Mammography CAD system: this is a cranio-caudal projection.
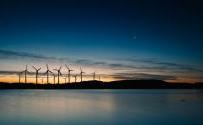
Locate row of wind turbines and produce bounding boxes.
[18,64,100,84]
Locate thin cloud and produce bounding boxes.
[0,70,43,76]
[0,49,202,82]
[74,59,107,66]
[0,49,106,66]
[111,72,176,81]
[0,49,51,60]
[0,71,19,75]
[113,57,203,73]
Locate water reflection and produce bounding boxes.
[0,89,203,125]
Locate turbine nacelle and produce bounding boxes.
[54,66,62,84]
[32,66,41,71]
[65,64,74,72]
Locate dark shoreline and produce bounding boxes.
[1,80,203,89]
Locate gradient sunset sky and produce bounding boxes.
[0,0,203,83]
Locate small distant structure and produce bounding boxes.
[54,66,62,84]
[65,64,74,83]
[41,77,44,84]
[45,64,53,84]
[92,72,96,81]
[21,65,29,84]
[32,66,41,84]
[18,73,21,84]
[18,71,23,84]
[80,67,85,82]
[52,74,56,84]
[99,75,101,81]
[74,75,77,83]
[63,75,67,84]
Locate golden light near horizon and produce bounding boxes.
[0,74,115,84]
[0,72,201,84]
[0,64,116,83]
[0,52,202,84]
[0,59,118,83]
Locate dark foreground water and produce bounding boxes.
[0,89,203,125]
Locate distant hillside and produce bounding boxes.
[0,80,203,89]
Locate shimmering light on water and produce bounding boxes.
[0,89,203,125]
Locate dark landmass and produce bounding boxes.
[0,80,203,89]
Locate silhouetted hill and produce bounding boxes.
[0,80,203,89]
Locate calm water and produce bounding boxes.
[0,89,203,125]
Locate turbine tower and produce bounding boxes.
[18,71,23,84]
[80,67,85,82]
[45,64,53,84]
[54,66,62,84]
[41,77,44,84]
[99,75,101,81]
[92,72,96,80]
[63,75,67,84]
[51,73,56,84]
[65,64,74,83]
[22,65,29,84]
[74,75,77,83]
[53,74,56,84]
[32,66,41,84]
[18,72,21,84]
[49,71,56,84]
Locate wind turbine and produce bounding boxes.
[65,64,74,83]
[45,64,53,84]
[32,66,41,84]
[51,73,56,84]
[63,75,67,84]
[54,66,62,84]
[80,67,85,82]
[41,77,44,84]
[92,71,96,81]
[18,71,23,84]
[99,75,101,81]
[49,71,56,84]
[22,65,29,84]
[18,72,21,84]
[74,75,77,83]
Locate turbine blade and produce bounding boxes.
[32,66,37,70]
[46,64,49,70]
[65,64,69,70]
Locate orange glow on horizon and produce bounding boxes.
[0,74,201,84]
[0,75,115,83]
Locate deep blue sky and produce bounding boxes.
[0,0,203,82]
